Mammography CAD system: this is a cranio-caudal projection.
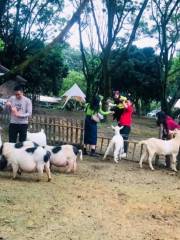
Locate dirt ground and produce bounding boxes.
[1,113,180,240]
[0,157,180,240]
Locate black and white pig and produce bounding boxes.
[0,141,52,181]
[45,144,82,173]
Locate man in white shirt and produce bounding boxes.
[6,85,32,142]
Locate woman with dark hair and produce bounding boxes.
[118,100,134,158]
[156,111,168,139]
[83,95,112,156]
[156,111,180,168]
[156,111,180,139]
[111,91,127,121]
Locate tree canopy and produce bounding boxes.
[0,0,179,113]
[110,46,161,103]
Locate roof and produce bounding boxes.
[39,95,61,103]
[0,64,27,98]
[0,64,27,83]
[61,83,86,101]
[0,80,18,98]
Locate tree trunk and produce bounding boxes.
[50,0,89,46]
[101,56,111,99]
[134,98,141,116]
[52,76,58,96]
[0,0,8,24]
[126,0,149,51]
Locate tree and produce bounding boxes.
[60,70,86,95]
[0,0,89,84]
[0,0,65,67]
[110,46,161,113]
[167,55,180,111]
[78,7,101,101]
[23,44,68,96]
[62,46,83,71]
[0,38,4,51]
[90,0,149,99]
[150,0,180,112]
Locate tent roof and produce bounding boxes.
[39,95,61,103]
[174,99,180,109]
[61,83,86,102]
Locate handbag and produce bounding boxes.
[91,113,104,123]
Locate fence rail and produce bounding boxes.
[0,113,84,147]
[96,136,141,161]
[0,112,141,161]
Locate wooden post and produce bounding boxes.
[177,149,180,170]
[80,120,84,147]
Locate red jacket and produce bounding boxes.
[166,116,180,131]
[118,105,133,127]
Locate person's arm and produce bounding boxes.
[5,98,13,111]
[99,107,112,116]
[122,101,128,109]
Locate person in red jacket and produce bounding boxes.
[156,111,180,139]
[118,100,134,157]
[166,116,180,131]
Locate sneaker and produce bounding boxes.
[90,149,99,157]
[83,148,88,155]
[121,153,127,158]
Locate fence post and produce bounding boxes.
[177,149,180,170]
[80,120,84,147]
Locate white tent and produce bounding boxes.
[174,99,180,109]
[61,83,86,108]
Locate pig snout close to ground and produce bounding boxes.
[45,144,83,173]
[0,141,52,181]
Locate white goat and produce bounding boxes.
[45,144,82,173]
[27,129,47,146]
[103,126,124,163]
[139,129,180,171]
[0,141,52,181]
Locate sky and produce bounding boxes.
[67,25,159,50]
[63,0,158,50]
[64,1,180,54]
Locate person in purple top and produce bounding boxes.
[5,85,32,142]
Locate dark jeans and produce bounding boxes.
[9,123,28,143]
[120,125,131,153]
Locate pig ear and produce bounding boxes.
[111,125,115,130]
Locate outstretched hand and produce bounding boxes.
[110,111,115,115]
[6,101,12,108]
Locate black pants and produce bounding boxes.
[120,125,131,153]
[9,123,28,143]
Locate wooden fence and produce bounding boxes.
[0,112,141,161]
[96,136,141,161]
[0,113,84,147]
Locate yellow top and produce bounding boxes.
[116,96,127,109]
